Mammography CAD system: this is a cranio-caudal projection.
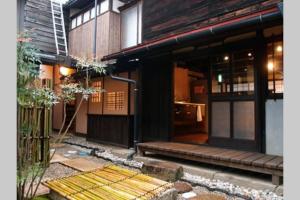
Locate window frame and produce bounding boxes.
[71,18,77,29]
[83,10,90,23]
[265,36,284,100]
[91,81,102,103]
[210,48,255,97]
[121,0,142,49]
[76,14,82,26]
[106,91,125,111]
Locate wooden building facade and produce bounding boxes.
[64,0,283,156]
[102,0,284,155]
[63,0,139,147]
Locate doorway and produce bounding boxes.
[172,59,209,144]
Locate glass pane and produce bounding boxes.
[267,41,283,94]
[71,18,76,29]
[97,5,100,15]
[91,7,95,18]
[138,1,142,44]
[100,0,109,13]
[233,101,255,140]
[211,55,231,94]
[211,102,230,138]
[83,11,90,23]
[76,15,82,26]
[232,50,254,95]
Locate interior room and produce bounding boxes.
[172,58,209,144]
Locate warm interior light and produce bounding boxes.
[60,66,69,76]
[248,52,252,57]
[276,45,283,52]
[224,56,229,61]
[267,62,274,71]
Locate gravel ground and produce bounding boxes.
[177,187,244,200]
[42,163,78,183]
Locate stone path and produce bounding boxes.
[61,157,104,172]
[50,153,69,163]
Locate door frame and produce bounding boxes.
[207,32,266,152]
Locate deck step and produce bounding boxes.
[138,142,283,185]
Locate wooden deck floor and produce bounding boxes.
[138,142,283,185]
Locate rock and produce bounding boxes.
[182,191,197,199]
[153,188,178,200]
[141,160,183,182]
[193,186,209,195]
[174,181,193,193]
[189,193,226,200]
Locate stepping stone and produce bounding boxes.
[61,158,104,172]
[174,181,193,193]
[50,153,69,163]
[50,143,66,148]
[141,160,183,182]
[189,193,226,200]
[182,191,197,199]
[34,184,50,196]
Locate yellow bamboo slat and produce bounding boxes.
[44,165,173,200]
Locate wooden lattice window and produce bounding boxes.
[91,81,101,103]
[107,91,125,110]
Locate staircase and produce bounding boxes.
[50,0,68,56]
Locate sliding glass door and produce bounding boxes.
[209,48,258,151]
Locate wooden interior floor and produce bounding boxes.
[173,133,208,144]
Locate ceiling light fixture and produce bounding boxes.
[276,45,283,52]
[267,62,274,71]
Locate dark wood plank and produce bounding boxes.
[87,115,133,148]
[252,155,277,167]
[138,143,283,177]
[142,0,281,42]
[234,153,265,165]
[217,150,247,161]
[230,152,256,163]
[138,142,283,181]
[264,157,283,169]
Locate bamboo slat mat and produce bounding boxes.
[44,165,173,200]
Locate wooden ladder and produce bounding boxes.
[50,0,68,56]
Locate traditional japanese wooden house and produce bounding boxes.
[64,0,284,157]
[101,0,284,158]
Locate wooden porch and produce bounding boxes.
[138,142,283,185]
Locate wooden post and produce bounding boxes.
[272,175,282,185]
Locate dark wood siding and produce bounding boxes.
[24,0,69,55]
[142,0,282,42]
[24,0,56,54]
[87,115,133,148]
[140,58,173,142]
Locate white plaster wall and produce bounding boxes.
[266,99,283,156]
